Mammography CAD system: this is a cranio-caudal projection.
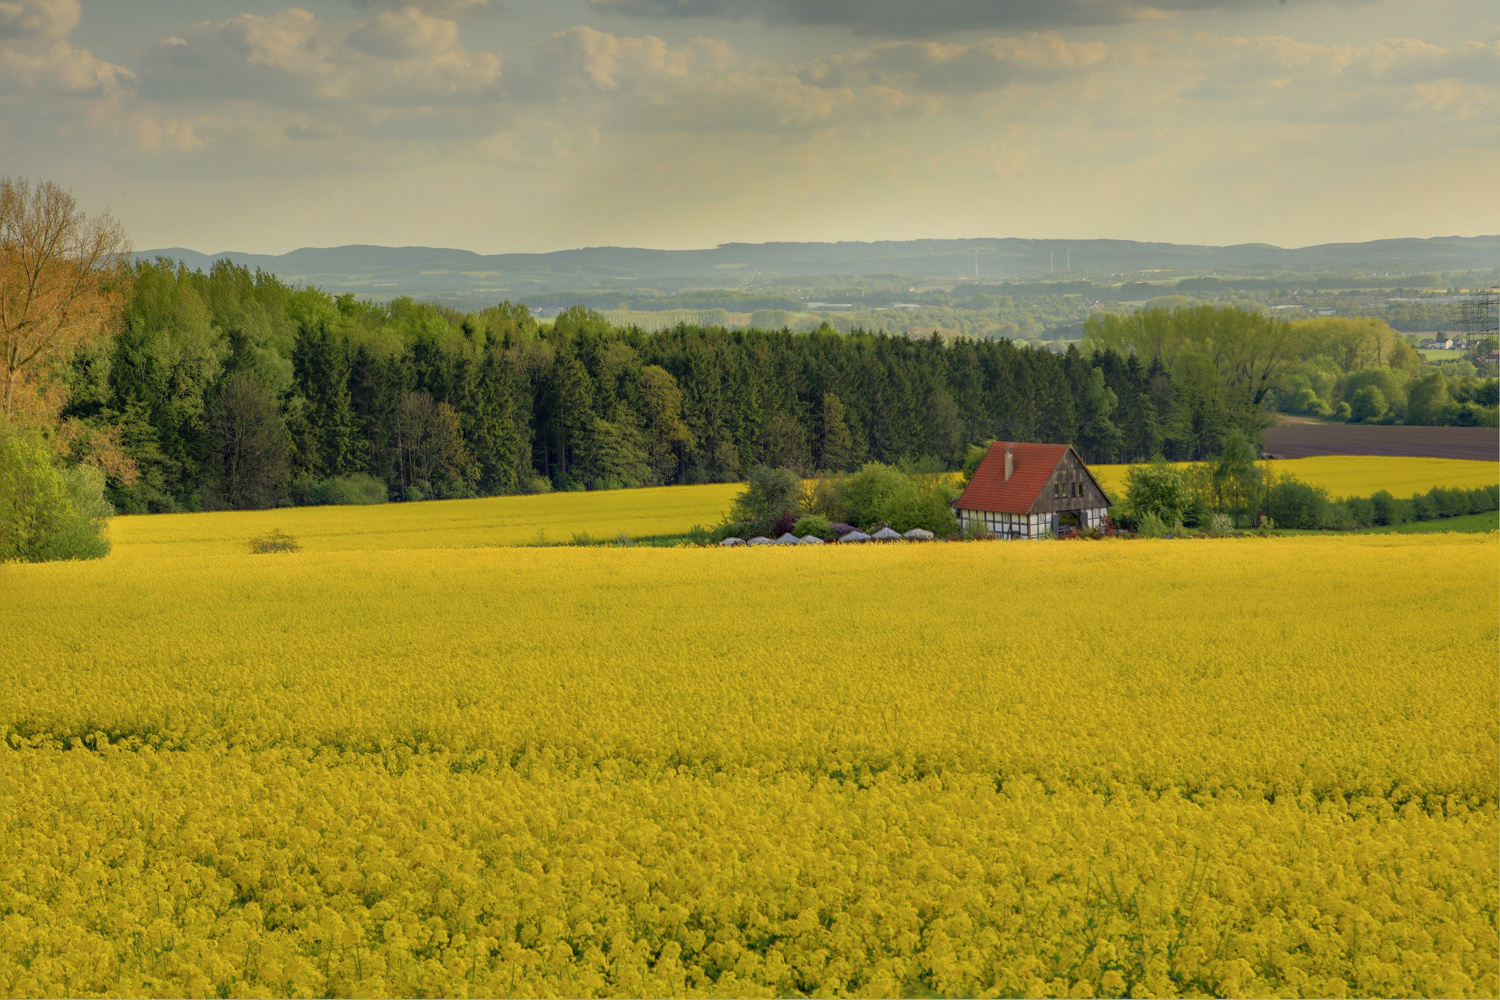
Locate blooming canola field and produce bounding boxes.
[2,507,1497,997]
[106,482,744,561]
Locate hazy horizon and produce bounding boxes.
[139,233,1500,260]
[6,0,1497,255]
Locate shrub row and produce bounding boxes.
[1263,479,1498,531]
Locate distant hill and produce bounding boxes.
[137,236,1500,304]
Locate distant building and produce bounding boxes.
[954,442,1112,539]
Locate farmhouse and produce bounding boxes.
[954,441,1112,539]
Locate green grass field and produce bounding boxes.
[1366,510,1500,534]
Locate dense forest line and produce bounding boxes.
[53,259,1291,514]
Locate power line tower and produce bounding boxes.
[1458,288,1499,340]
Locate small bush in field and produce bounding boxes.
[248,529,301,553]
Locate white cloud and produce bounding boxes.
[0,0,126,94]
[138,6,501,109]
[349,7,461,59]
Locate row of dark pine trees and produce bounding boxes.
[65,261,1254,512]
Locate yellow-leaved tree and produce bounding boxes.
[0,176,131,425]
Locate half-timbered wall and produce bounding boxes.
[958,506,1108,538]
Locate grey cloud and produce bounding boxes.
[0,0,78,41]
[348,7,460,58]
[586,0,1347,34]
[138,8,501,109]
[816,35,1109,93]
[285,122,341,141]
[348,0,496,16]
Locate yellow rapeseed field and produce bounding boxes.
[1091,456,1497,501]
[2,523,1496,998]
[106,482,742,561]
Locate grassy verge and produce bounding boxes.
[1364,510,1499,534]
[1274,510,1499,536]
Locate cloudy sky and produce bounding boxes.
[3,0,1495,253]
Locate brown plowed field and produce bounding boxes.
[1262,418,1499,460]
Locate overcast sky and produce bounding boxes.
[2,0,1495,254]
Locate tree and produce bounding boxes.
[396,391,474,498]
[1209,428,1264,523]
[835,461,910,530]
[540,345,595,485]
[761,410,808,470]
[207,373,290,508]
[961,440,997,481]
[1123,460,1190,524]
[1075,367,1122,462]
[1115,352,1162,460]
[1369,489,1400,526]
[728,465,800,536]
[1342,367,1405,422]
[1,178,131,424]
[585,415,651,490]
[1349,385,1388,423]
[874,476,960,535]
[0,423,110,561]
[110,261,226,493]
[819,392,854,472]
[639,364,694,484]
[1169,352,1231,459]
[1405,372,1456,426]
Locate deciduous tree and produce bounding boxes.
[1,178,131,424]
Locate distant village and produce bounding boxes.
[1418,336,1488,351]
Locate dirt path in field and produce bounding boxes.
[1263,417,1499,460]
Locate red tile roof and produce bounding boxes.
[956,441,1098,514]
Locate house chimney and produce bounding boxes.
[1004,448,1014,482]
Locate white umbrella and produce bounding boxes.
[839,530,871,543]
[903,528,935,541]
[871,526,903,541]
[719,537,745,546]
[799,534,825,544]
[747,536,774,545]
[776,532,800,544]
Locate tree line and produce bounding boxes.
[1087,308,1498,428]
[42,258,1302,515]
[5,177,1329,560]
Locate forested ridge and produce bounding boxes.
[54,259,1268,514]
